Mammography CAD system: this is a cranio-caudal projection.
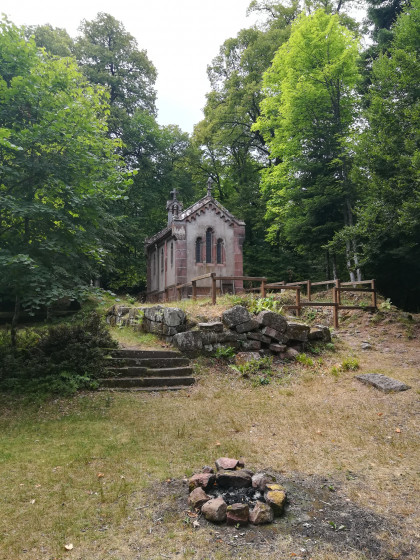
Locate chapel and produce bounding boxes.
[145,180,245,301]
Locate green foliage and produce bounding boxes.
[247,295,282,314]
[348,0,420,310]
[0,18,128,324]
[295,353,314,367]
[213,346,236,360]
[230,356,273,385]
[341,357,360,371]
[0,312,117,396]
[75,12,157,133]
[255,9,361,280]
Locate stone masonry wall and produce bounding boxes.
[106,304,331,358]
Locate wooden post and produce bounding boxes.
[211,273,216,305]
[261,278,266,298]
[192,281,197,301]
[335,278,341,306]
[296,287,301,317]
[307,280,311,301]
[371,279,377,308]
[333,287,339,329]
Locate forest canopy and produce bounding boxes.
[0,0,419,311]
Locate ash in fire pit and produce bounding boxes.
[188,457,286,526]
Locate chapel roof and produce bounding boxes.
[144,186,245,249]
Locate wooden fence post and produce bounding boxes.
[211,273,216,305]
[335,278,341,305]
[261,278,266,298]
[296,287,301,317]
[371,279,377,309]
[307,280,311,301]
[333,287,339,329]
[192,281,197,301]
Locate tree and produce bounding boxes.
[349,0,420,309]
[25,24,74,57]
[254,9,361,280]
[0,19,127,343]
[75,12,157,137]
[104,114,199,290]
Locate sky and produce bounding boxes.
[1,0,261,133]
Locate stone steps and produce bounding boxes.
[100,349,195,392]
[105,366,194,378]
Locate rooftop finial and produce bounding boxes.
[207,177,213,197]
[170,187,178,200]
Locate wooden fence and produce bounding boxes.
[146,275,377,328]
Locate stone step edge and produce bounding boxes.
[98,386,190,393]
[102,367,194,378]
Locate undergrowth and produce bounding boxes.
[0,312,117,396]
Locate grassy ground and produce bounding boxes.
[0,300,419,560]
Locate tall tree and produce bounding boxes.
[25,24,74,57]
[75,12,157,136]
[255,9,361,280]
[0,19,127,342]
[348,0,420,309]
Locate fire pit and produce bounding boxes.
[188,457,287,526]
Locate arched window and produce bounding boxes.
[195,237,202,263]
[217,238,223,264]
[206,228,213,263]
[170,242,174,267]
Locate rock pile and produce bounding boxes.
[187,457,287,526]
[174,305,331,357]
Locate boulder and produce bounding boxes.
[242,340,261,351]
[215,457,239,471]
[143,306,164,322]
[265,484,287,516]
[226,503,249,526]
[189,472,216,492]
[222,306,252,329]
[249,501,274,525]
[188,487,210,509]
[163,307,186,327]
[202,466,214,474]
[236,319,259,333]
[261,326,287,342]
[217,331,247,344]
[247,332,271,344]
[256,310,288,334]
[198,322,224,333]
[285,347,299,359]
[173,331,203,353]
[216,469,252,489]
[269,343,287,353]
[201,497,227,522]
[286,322,310,342]
[308,325,331,342]
[252,472,276,491]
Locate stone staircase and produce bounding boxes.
[99,349,195,392]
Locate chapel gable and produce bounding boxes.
[145,180,245,300]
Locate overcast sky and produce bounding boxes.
[1,0,261,133]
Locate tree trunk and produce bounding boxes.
[11,296,20,347]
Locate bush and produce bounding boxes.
[0,312,117,396]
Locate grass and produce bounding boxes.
[0,296,418,559]
[0,345,418,559]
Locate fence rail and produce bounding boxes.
[146,276,377,328]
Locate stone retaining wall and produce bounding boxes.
[106,304,331,358]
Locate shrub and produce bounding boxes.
[0,312,117,396]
